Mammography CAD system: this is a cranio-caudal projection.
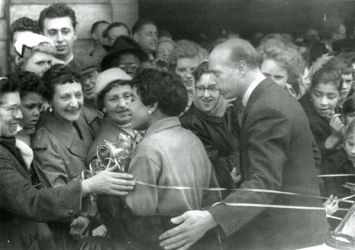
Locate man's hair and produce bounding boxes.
[90,20,109,35]
[132,69,187,116]
[42,64,81,101]
[132,18,157,35]
[9,71,45,99]
[0,77,19,105]
[223,38,261,69]
[38,3,77,32]
[103,22,130,38]
[10,17,40,41]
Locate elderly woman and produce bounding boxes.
[258,39,306,98]
[180,62,240,195]
[87,68,136,164]
[168,40,207,110]
[98,69,221,250]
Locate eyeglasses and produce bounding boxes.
[0,105,21,116]
[118,63,139,71]
[195,85,219,94]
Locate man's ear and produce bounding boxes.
[236,60,248,76]
[73,28,78,41]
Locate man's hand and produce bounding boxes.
[81,166,135,196]
[159,210,217,250]
[70,216,90,240]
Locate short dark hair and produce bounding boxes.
[96,80,132,111]
[310,65,342,92]
[193,61,212,82]
[90,20,109,34]
[10,17,40,41]
[38,3,77,32]
[9,71,45,98]
[343,96,355,115]
[42,64,81,101]
[0,77,19,105]
[132,69,187,116]
[132,18,157,35]
[103,22,130,38]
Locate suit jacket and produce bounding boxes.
[0,137,82,249]
[208,78,328,250]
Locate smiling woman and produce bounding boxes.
[32,64,93,250]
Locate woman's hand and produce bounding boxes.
[329,114,344,136]
[81,166,135,196]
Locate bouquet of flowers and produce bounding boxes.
[89,133,141,175]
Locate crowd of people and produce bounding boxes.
[2,2,355,250]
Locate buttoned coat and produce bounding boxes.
[208,79,328,250]
[0,137,82,249]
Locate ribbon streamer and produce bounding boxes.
[135,181,354,204]
[211,202,349,212]
[318,174,355,177]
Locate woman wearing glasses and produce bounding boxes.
[180,62,241,196]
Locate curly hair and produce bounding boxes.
[38,3,77,31]
[42,64,81,101]
[310,65,342,92]
[168,40,206,71]
[9,71,45,98]
[324,56,353,76]
[132,69,188,116]
[259,44,305,83]
[10,17,39,41]
[0,77,19,105]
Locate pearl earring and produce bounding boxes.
[148,110,152,115]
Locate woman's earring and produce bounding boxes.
[103,107,106,113]
[147,110,152,115]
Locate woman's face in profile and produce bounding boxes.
[194,73,220,113]
[129,87,151,130]
[52,82,83,122]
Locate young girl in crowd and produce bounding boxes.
[180,61,240,195]
[299,65,344,195]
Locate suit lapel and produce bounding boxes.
[241,78,275,128]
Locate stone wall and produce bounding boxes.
[0,0,138,74]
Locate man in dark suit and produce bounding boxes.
[159,38,328,250]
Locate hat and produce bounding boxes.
[79,56,99,75]
[95,68,132,95]
[101,36,148,71]
[14,31,54,58]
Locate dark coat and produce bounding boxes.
[0,137,82,249]
[299,93,333,158]
[180,104,240,193]
[208,79,328,250]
